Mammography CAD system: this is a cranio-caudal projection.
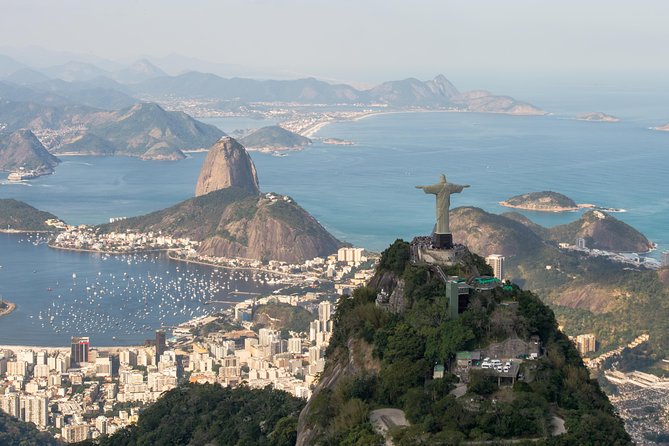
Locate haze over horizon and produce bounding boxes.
[1,0,669,89]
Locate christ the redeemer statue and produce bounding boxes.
[416,174,469,248]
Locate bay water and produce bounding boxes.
[1,96,668,345]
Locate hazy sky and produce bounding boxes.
[1,0,668,83]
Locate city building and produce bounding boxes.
[485,254,505,281]
[0,393,20,418]
[21,394,48,428]
[318,301,331,325]
[662,251,669,267]
[575,333,597,355]
[288,338,302,354]
[155,331,166,365]
[70,337,90,368]
[62,423,90,442]
[337,247,364,264]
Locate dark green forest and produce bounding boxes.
[74,384,304,446]
[306,240,631,445]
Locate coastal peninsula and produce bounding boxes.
[0,199,65,232]
[0,129,60,179]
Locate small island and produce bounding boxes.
[239,125,311,152]
[322,137,354,145]
[500,191,590,212]
[0,299,16,317]
[576,112,621,122]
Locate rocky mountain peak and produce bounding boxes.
[195,137,259,197]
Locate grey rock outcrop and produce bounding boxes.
[195,137,259,197]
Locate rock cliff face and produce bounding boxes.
[102,187,342,264]
[196,195,341,263]
[449,206,545,258]
[195,137,259,196]
[0,129,60,173]
[451,206,652,257]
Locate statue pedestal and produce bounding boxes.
[433,233,453,249]
[416,245,465,266]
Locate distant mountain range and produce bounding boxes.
[0,52,545,113]
[0,52,550,171]
[128,72,544,113]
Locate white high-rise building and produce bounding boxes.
[96,416,108,435]
[17,350,35,365]
[309,320,321,342]
[1,392,20,418]
[485,254,505,281]
[662,251,669,267]
[337,247,364,264]
[7,360,27,377]
[35,351,47,366]
[308,346,321,364]
[34,364,50,378]
[21,394,48,428]
[318,301,332,326]
[288,338,302,354]
[259,328,276,347]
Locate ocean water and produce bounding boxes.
[1,104,668,345]
[3,112,666,253]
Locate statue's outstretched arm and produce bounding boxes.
[416,185,441,194]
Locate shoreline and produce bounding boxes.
[47,243,174,255]
[0,229,56,234]
[0,301,16,317]
[167,252,298,278]
[296,107,542,139]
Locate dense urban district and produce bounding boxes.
[0,244,376,443]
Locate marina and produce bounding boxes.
[0,233,284,346]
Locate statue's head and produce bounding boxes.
[439,174,447,183]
